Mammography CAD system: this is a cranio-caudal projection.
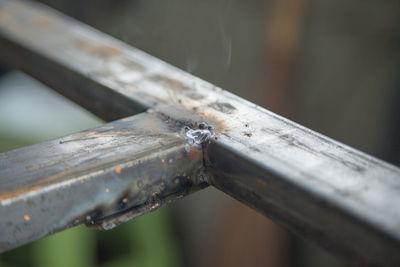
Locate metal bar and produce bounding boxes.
[0,112,206,252]
[0,0,400,265]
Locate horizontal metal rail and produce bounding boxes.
[0,0,399,265]
[0,113,206,251]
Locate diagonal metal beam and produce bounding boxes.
[0,112,206,252]
[0,0,400,265]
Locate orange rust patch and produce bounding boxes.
[115,167,122,174]
[164,77,186,90]
[105,188,109,193]
[187,147,203,158]
[76,39,121,57]
[256,179,268,190]
[0,185,43,202]
[196,111,229,134]
[32,16,51,27]
[161,159,165,164]
[24,215,31,222]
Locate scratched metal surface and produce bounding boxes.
[0,112,206,252]
[0,0,400,265]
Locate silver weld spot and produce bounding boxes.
[184,122,215,149]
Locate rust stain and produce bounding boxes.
[151,75,189,91]
[76,39,121,57]
[196,111,229,135]
[162,175,167,180]
[256,179,268,190]
[32,16,51,27]
[163,78,187,90]
[0,185,43,202]
[24,215,31,222]
[105,188,109,193]
[1,159,127,203]
[161,159,165,164]
[187,147,203,158]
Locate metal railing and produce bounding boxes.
[0,0,399,265]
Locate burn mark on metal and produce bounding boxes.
[88,169,204,231]
[243,132,252,137]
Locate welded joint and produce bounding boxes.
[183,122,215,149]
[86,111,216,231]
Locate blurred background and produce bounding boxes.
[0,0,399,266]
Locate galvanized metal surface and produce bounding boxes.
[0,112,207,251]
[0,0,400,265]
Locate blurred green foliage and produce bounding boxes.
[0,209,182,267]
